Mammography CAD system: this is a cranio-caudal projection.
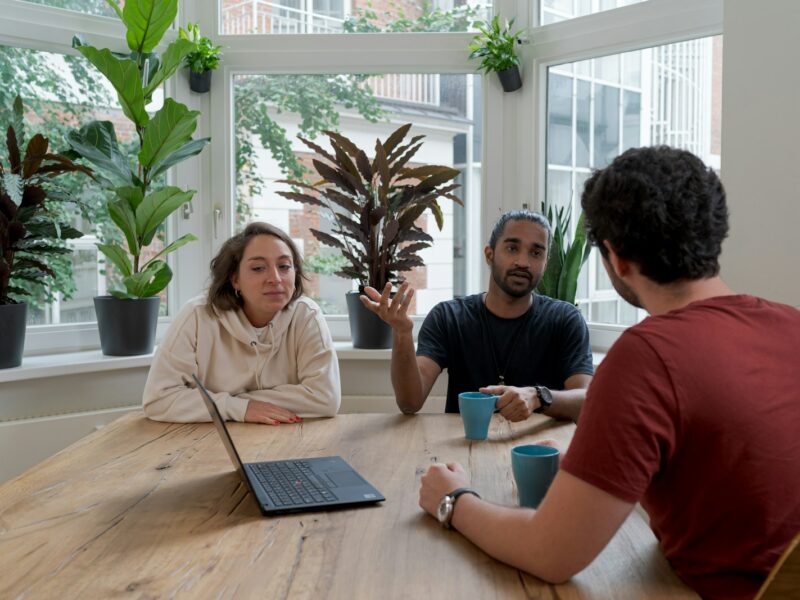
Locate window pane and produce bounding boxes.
[1,43,172,327]
[220,0,491,34]
[233,73,482,316]
[544,36,723,325]
[547,74,573,167]
[540,0,647,24]
[17,0,117,18]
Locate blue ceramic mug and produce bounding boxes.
[458,392,498,440]
[511,444,560,508]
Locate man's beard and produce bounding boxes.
[604,259,644,309]
[490,261,540,298]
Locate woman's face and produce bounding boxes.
[230,234,296,327]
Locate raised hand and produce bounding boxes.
[359,281,415,334]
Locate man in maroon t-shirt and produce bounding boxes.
[415,146,800,599]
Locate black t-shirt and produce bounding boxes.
[416,293,594,412]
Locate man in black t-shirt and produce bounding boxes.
[360,210,593,422]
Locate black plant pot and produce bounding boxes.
[497,65,523,93]
[189,70,212,93]
[0,302,27,369]
[345,290,393,349]
[94,296,160,356]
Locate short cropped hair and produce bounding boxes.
[488,210,552,250]
[581,146,729,284]
[207,222,307,311]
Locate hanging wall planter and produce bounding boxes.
[497,65,523,93]
[189,70,212,93]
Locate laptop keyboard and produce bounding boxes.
[252,461,338,507]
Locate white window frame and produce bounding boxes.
[2,0,724,356]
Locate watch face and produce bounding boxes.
[437,496,452,524]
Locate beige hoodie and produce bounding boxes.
[142,295,341,422]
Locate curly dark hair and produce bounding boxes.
[581,146,729,284]
[207,222,307,312]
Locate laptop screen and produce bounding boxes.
[192,374,249,482]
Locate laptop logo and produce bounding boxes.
[364,493,377,499]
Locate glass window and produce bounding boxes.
[17,0,118,18]
[544,36,723,325]
[540,0,647,24]
[232,72,481,316]
[220,0,490,35]
[1,43,170,326]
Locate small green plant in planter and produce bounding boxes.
[468,15,525,92]
[0,95,92,368]
[275,123,462,348]
[536,200,592,306]
[179,22,223,94]
[67,0,210,356]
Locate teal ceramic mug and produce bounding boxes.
[511,444,560,508]
[458,392,498,440]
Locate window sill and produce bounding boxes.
[0,342,395,384]
[1,344,605,384]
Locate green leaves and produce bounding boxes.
[139,98,209,181]
[537,202,591,305]
[468,15,524,74]
[135,186,195,246]
[73,43,148,128]
[67,121,134,187]
[121,0,178,55]
[144,38,196,97]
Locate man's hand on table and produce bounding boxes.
[419,462,471,517]
[480,385,540,422]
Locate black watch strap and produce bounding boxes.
[449,487,481,502]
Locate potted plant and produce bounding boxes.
[66,0,210,356]
[536,200,592,305]
[179,22,223,94]
[468,15,525,93]
[0,96,92,368]
[276,123,462,348]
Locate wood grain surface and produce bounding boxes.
[0,412,697,599]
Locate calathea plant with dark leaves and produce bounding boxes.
[276,123,462,290]
[0,96,92,306]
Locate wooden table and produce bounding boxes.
[0,413,697,599]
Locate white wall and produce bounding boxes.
[719,0,800,307]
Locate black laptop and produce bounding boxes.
[193,374,385,515]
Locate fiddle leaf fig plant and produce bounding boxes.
[66,0,209,299]
[276,124,462,290]
[1,95,92,305]
[537,200,592,305]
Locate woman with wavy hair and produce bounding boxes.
[143,222,340,424]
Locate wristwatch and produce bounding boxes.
[436,487,481,529]
[533,385,553,414]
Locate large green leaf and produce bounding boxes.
[75,45,148,128]
[97,242,133,277]
[122,0,178,54]
[124,259,172,297]
[144,38,196,98]
[139,99,200,171]
[141,233,197,269]
[115,185,145,211]
[149,138,210,180]
[135,186,195,246]
[66,121,133,186]
[108,197,139,256]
